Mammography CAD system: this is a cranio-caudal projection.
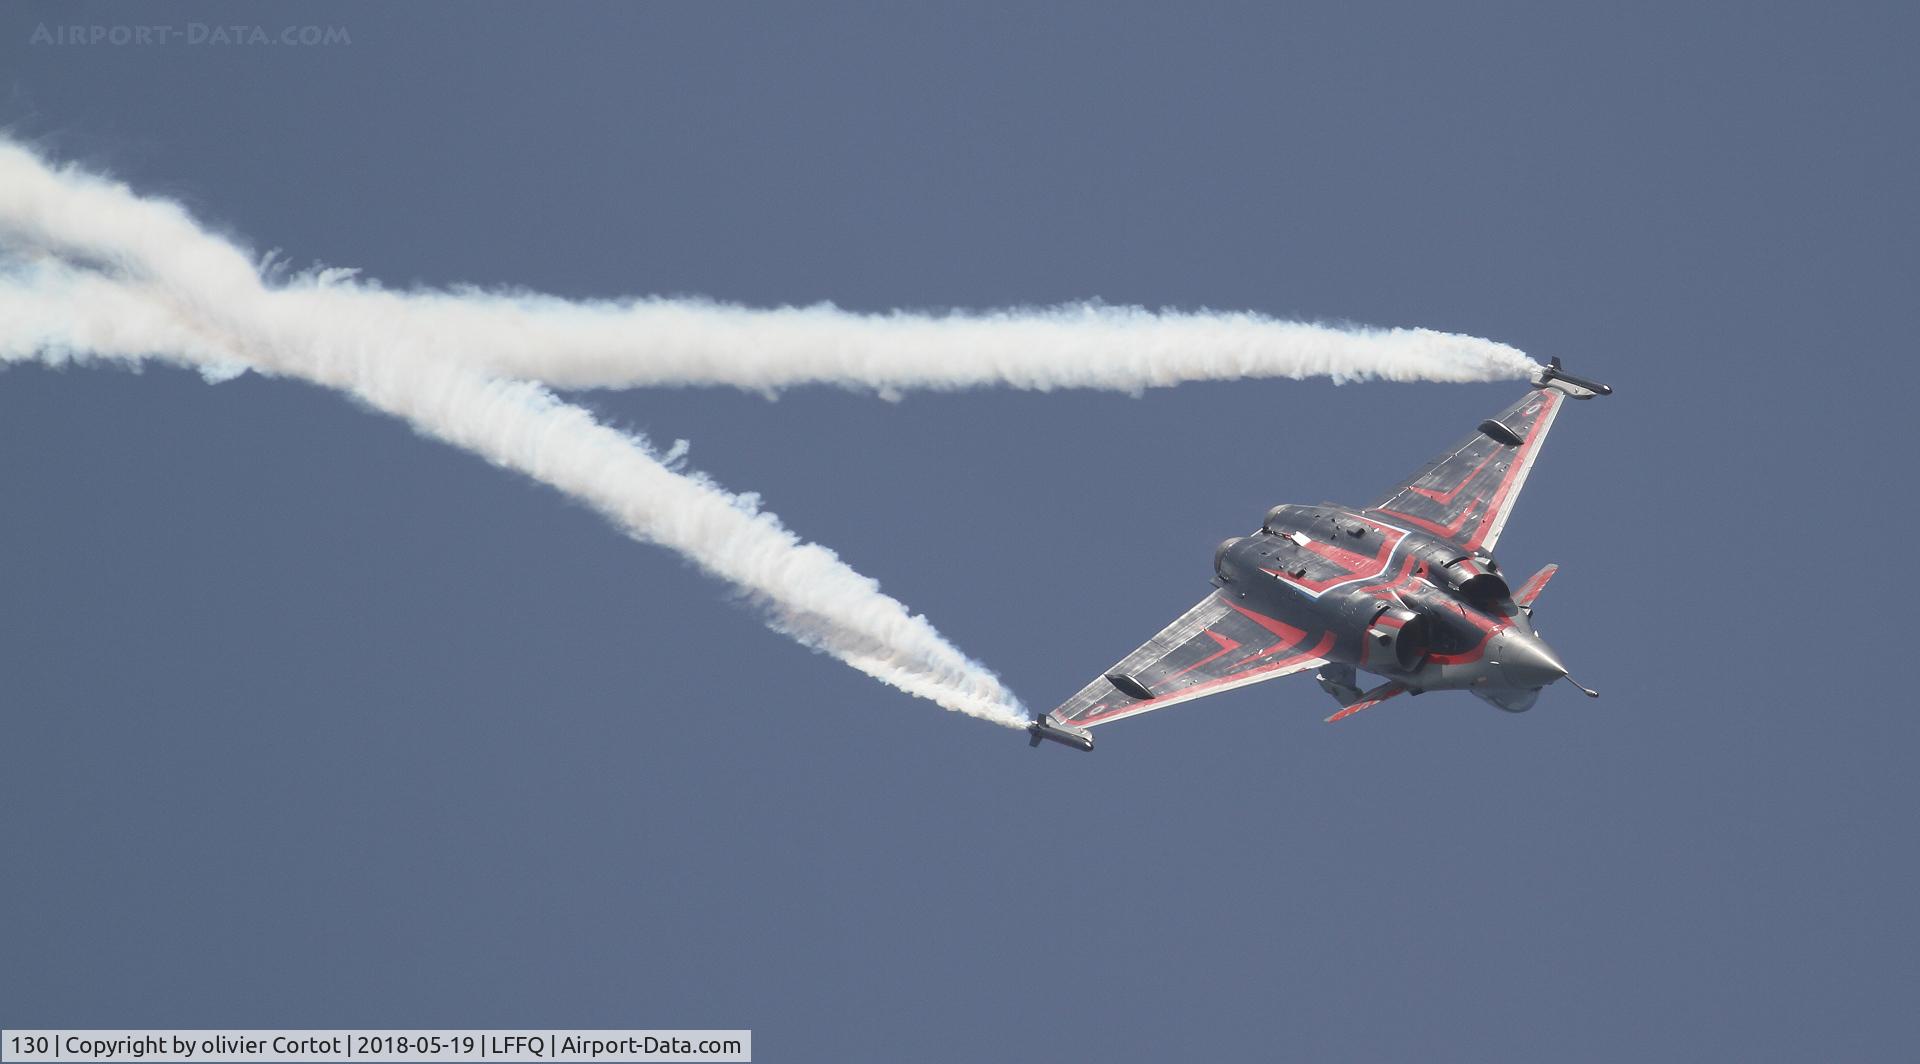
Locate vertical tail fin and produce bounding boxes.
[1514,563,1559,608]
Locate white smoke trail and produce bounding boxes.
[233,289,1542,395]
[0,147,1028,729]
[0,140,1538,398]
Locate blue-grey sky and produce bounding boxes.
[2,3,1914,1061]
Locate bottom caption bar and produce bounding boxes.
[1,1031,750,1063]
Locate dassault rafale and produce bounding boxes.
[1029,358,1611,752]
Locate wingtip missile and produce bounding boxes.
[1027,714,1095,751]
[1537,356,1613,398]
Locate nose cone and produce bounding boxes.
[1494,630,1570,689]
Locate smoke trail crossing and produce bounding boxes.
[0,145,1026,729]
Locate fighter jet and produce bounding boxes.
[1029,358,1611,752]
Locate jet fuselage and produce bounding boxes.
[1213,504,1567,708]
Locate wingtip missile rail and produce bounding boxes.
[1027,713,1095,751]
[1537,356,1613,398]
